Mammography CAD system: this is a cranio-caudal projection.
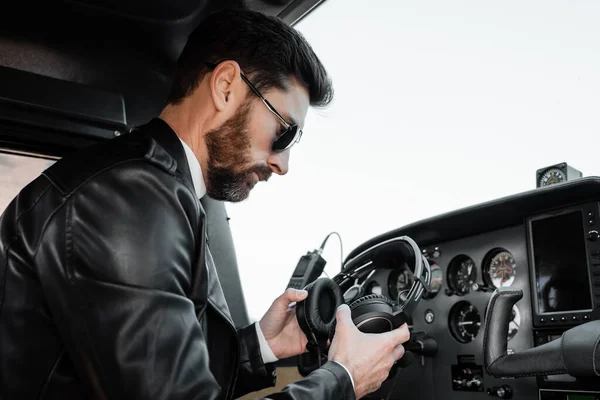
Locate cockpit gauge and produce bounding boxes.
[388,265,413,303]
[484,249,516,288]
[423,262,443,299]
[447,256,477,295]
[538,168,566,187]
[449,301,481,343]
[536,163,582,188]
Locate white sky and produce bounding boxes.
[227,0,600,321]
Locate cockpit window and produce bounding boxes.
[227,0,600,321]
[0,152,55,214]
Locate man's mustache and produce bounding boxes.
[248,165,272,182]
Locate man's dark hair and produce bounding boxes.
[166,7,333,108]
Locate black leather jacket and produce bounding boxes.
[0,118,355,400]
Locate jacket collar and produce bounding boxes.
[141,117,194,191]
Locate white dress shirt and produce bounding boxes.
[178,138,277,363]
[177,137,355,390]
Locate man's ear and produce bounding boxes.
[209,60,242,112]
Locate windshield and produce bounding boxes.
[0,152,55,212]
[228,0,600,321]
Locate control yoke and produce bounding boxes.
[484,287,600,378]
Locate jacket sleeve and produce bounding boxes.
[36,161,354,400]
[234,324,355,399]
[234,323,277,396]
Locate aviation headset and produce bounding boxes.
[296,236,432,352]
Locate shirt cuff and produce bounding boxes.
[255,322,279,364]
[330,360,356,392]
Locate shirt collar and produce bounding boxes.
[178,138,207,199]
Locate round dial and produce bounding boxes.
[449,301,481,343]
[485,249,517,288]
[508,305,521,341]
[423,262,443,299]
[539,168,566,187]
[388,267,413,302]
[447,256,477,295]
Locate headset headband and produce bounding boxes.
[334,235,432,311]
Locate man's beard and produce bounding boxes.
[204,102,272,202]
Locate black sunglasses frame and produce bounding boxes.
[205,62,302,153]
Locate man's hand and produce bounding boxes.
[259,288,309,360]
[328,304,410,399]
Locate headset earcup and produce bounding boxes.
[348,294,396,334]
[296,278,344,344]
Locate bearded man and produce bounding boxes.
[0,7,410,400]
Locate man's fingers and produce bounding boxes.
[393,344,405,361]
[383,323,410,344]
[335,304,353,326]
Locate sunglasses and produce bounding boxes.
[206,62,303,153]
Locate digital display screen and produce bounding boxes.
[531,210,593,314]
[292,260,308,276]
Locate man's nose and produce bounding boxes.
[267,151,290,176]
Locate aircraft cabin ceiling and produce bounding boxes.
[0,0,325,156]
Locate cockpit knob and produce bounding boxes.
[487,385,513,399]
[586,230,599,241]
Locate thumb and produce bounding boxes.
[335,304,353,326]
[283,288,308,303]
